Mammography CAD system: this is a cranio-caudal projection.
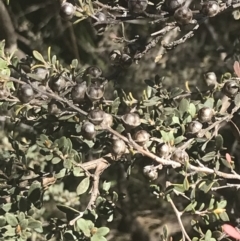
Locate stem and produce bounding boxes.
[168,197,192,241]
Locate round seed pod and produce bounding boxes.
[174,7,193,25]
[60,2,75,20]
[164,0,185,13]
[81,121,96,140]
[71,82,87,104]
[33,67,48,80]
[186,121,203,135]
[128,0,148,14]
[95,11,107,22]
[133,130,150,146]
[49,76,66,92]
[84,66,102,79]
[222,80,239,98]
[121,54,133,68]
[101,113,114,128]
[88,109,105,125]
[86,83,105,102]
[18,84,34,103]
[201,1,219,17]
[198,107,214,123]
[172,150,189,163]
[93,12,107,35]
[122,113,141,129]
[156,143,171,158]
[143,165,158,180]
[110,50,122,66]
[111,139,126,157]
[204,72,217,89]
[48,100,62,115]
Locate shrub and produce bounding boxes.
[1,0,240,241]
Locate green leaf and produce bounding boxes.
[179,99,190,114]
[202,151,216,162]
[28,218,43,233]
[171,116,180,125]
[144,79,155,87]
[52,157,62,164]
[184,203,194,212]
[64,230,78,240]
[188,103,196,117]
[208,196,215,209]
[19,219,28,230]
[170,87,184,98]
[183,177,190,191]
[111,97,120,114]
[54,168,67,178]
[27,181,42,207]
[200,181,215,193]
[162,225,168,239]
[18,197,30,212]
[219,212,229,222]
[204,98,214,108]
[112,191,118,202]
[91,235,107,241]
[0,217,6,227]
[160,130,174,142]
[217,200,227,209]
[76,177,90,195]
[2,225,16,237]
[102,181,111,192]
[143,96,160,107]
[215,135,223,151]
[2,203,12,212]
[45,153,53,161]
[220,157,232,168]
[199,203,205,211]
[57,205,80,215]
[174,135,185,145]
[64,158,72,169]
[71,59,78,69]
[18,212,25,221]
[75,218,91,237]
[73,166,85,177]
[205,230,212,241]
[96,227,110,236]
[173,184,185,193]
[33,50,46,64]
[5,213,18,226]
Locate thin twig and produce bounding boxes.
[69,157,110,225]
[168,197,192,241]
[211,183,240,191]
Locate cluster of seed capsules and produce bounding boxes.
[59,0,220,27]
[163,0,220,25]
[11,67,240,181]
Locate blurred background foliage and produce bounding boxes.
[2,0,240,97]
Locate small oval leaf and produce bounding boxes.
[33,50,46,64]
[76,177,90,195]
[5,213,18,226]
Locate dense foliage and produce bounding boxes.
[1,0,240,241]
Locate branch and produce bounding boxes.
[3,74,240,182]
[69,157,110,225]
[168,197,191,241]
[0,0,17,52]
[211,183,240,191]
